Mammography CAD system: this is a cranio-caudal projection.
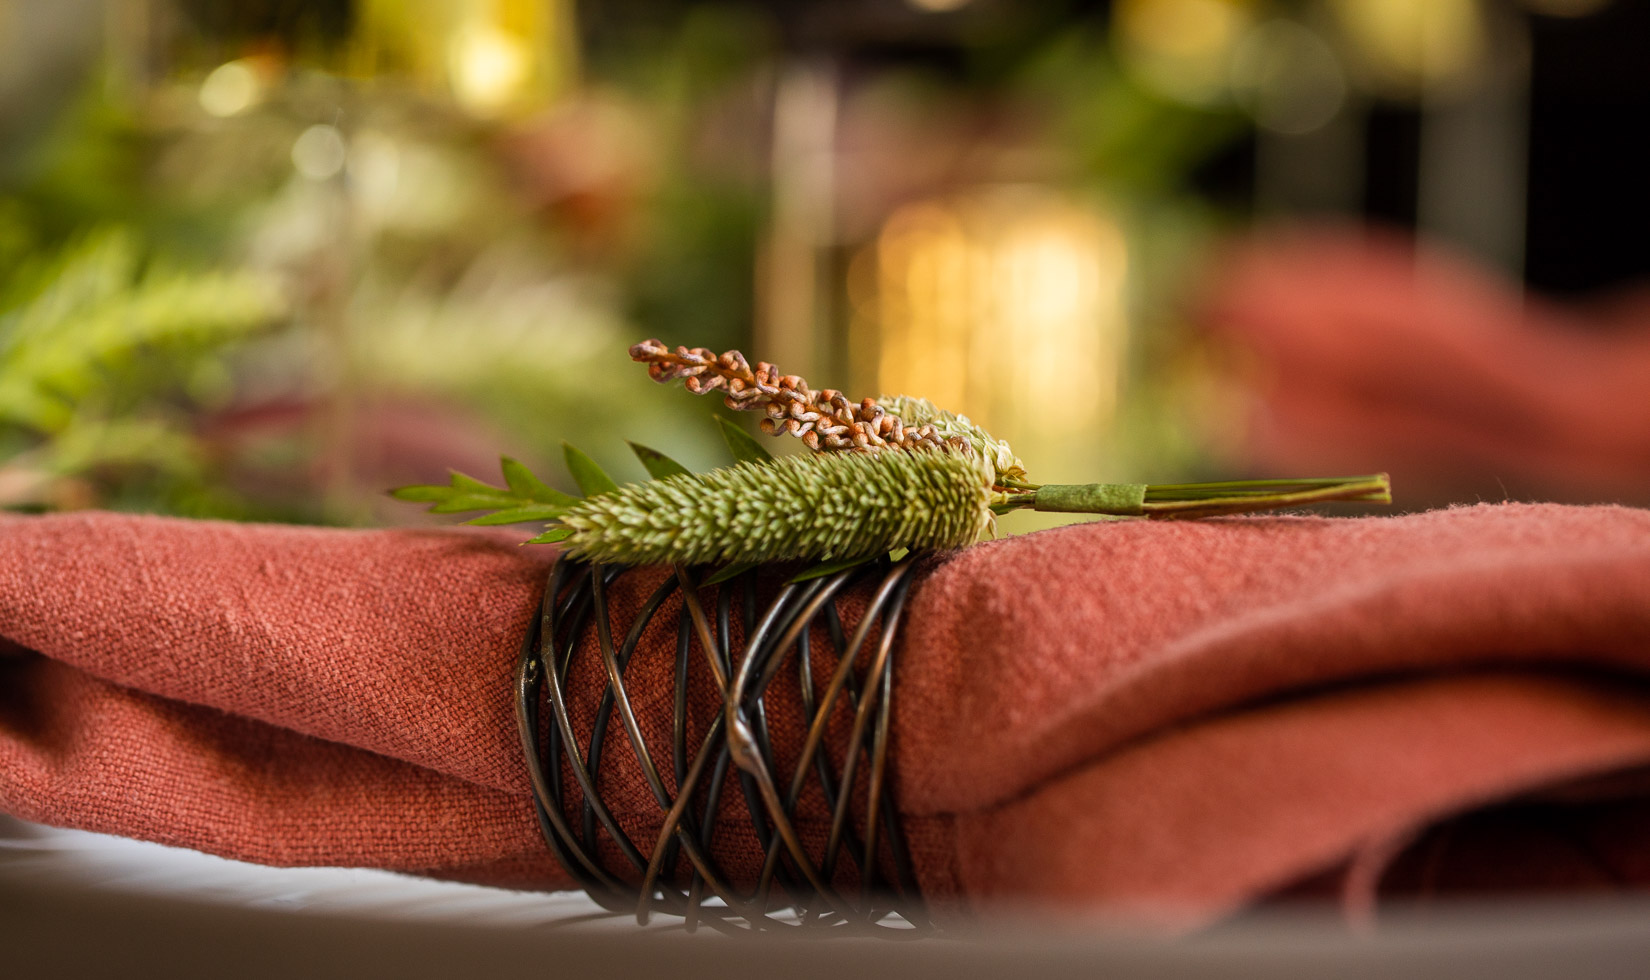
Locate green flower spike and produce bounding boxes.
[558,447,994,565]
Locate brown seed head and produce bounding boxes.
[630,339,961,455]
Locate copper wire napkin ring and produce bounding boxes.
[514,553,929,934]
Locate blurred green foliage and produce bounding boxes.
[0,2,1252,524]
[0,224,283,513]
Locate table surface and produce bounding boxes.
[6,814,1650,979]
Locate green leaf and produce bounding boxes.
[787,555,874,583]
[501,456,578,507]
[627,441,692,480]
[449,471,503,494]
[526,526,574,545]
[716,416,773,465]
[563,442,620,497]
[390,460,573,521]
[465,505,568,526]
[702,561,759,586]
[389,485,453,502]
[430,492,521,514]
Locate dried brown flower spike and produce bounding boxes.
[629,339,959,455]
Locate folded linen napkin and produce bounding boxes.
[1200,225,1650,507]
[4,504,1650,929]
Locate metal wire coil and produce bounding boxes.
[514,553,929,934]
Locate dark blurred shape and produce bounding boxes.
[1243,1,1650,301]
[172,0,355,53]
[577,0,1107,66]
[1526,0,1650,296]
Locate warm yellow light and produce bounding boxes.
[1115,0,1253,104]
[448,24,531,116]
[1330,0,1485,95]
[874,204,972,415]
[861,190,1129,484]
[988,207,1127,440]
[1119,0,1243,58]
[906,0,974,11]
[198,59,261,117]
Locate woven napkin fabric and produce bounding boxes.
[4,503,1650,928]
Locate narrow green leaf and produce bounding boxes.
[450,471,506,494]
[465,505,568,526]
[787,555,874,584]
[392,462,576,523]
[562,442,620,497]
[389,485,451,502]
[429,493,520,514]
[526,526,575,545]
[702,560,759,586]
[501,456,579,507]
[716,416,773,465]
[627,441,692,480]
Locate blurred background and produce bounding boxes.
[3,0,1647,529]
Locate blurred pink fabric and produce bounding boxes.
[5,505,1650,930]
[1201,226,1650,507]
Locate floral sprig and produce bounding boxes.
[394,340,1392,567]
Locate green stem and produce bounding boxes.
[1033,482,1148,515]
[1014,473,1391,520]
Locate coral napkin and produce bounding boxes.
[5,504,1650,929]
[1201,225,1650,508]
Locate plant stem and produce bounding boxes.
[998,473,1391,520]
[1142,474,1390,518]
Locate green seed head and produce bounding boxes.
[558,446,995,565]
[876,395,1027,485]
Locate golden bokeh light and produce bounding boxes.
[198,59,262,118]
[448,23,531,116]
[856,189,1129,483]
[352,0,576,118]
[1329,0,1487,96]
[1114,0,1255,104]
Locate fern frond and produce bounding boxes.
[0,229,283,432]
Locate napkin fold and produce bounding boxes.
[4,504,1650,928]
